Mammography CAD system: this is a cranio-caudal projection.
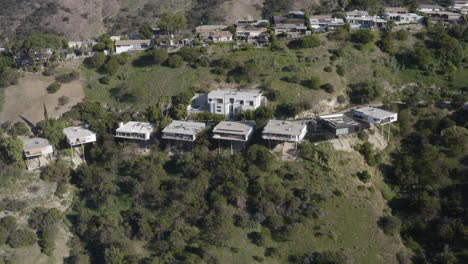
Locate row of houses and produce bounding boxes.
[23,103,398,169]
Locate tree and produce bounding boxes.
[158,12,187,35]
[307,76,321,90]
[0,68,20,87]
[104,59,120,76]
[85,52,106,69]
[357,170,371,183]
[11,122,30,136]
[36,119,65,147]
[348,82,382,104]
[167,55,183,68]
[104,246,126,264]
[351,29,374,44]
[378,215,401,236]
[139,25,153,39]
[262,0,293,19]
[151,49,168,65]
[0,136,23,167]
[7,229,37,248]
[46,82,61,93]
[320,83,335,93]
[288,35,320,49]
[254,106,274,121]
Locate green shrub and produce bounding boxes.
[84,52,106,68]
[46,82,61,93]
[378,215,401,236]
[151,49,169,65]
[306,76,321,90]
[248,231,265,246]
[7,229,37,248]
[336,65,345,76]
[11,122,30,136]
[320,83,334,93]
[351,29,374,44]
[337,95,346,104]
[288,35,320,49]
[323,66,333,72]
[55,71,80,83]
[57,96,69,106]
[42,68,55,76]
[99,76,110,84]
[395,29,409,41]
[357,170,371,183]
[167,55,183,68]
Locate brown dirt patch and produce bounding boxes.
[0,69,84,125]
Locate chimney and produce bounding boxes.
[119,122,124,128]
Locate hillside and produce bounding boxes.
[4,0,453,40]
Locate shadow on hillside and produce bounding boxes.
[132,54,154,68]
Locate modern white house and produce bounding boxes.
[351,107,398,125]
[63,125,97,147]
[162,121,206,142]
[115,121,156,141]
[23,137,54,170]
[212,121,255,142]
[207,89,264,118]
[210,31,234,42]
[345,11,387,29]
[262,120,308,142]
[115,40,153,54]
[236,28,268,38]
[384,12,424,24]
[309,16,345,31]
[451,0,468,13]
[274,24,310,37]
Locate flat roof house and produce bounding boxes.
[115,40,152,54]
[384,7,409,14]
[262,120,307,142]
[162,121,206,142]
[210,31,233,42]
[351,107,398,125]
[207,89,263,118]
[345,11,387,29]
[309,16,345,31]
[236,28,268,38]
[63,125,97,147]
[116,121,155,141]
[384,12,424,24]
[318,114,368,136]
[212,121,255,142]
[23,137,53,159]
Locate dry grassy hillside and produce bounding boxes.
[0,0,333,40]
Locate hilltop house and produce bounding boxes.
[384,12,424,25]
[115,40,153,54]
[236,27,268,39]
[207,89,264,118]
[317,114,368,136]
[262,120,307,142]
[115,122,155,141]
[23,137,54,170]
[309,15,345,31]
[162,121,206,142]
[273,11,309,37]
[351,107,398,125]
[451,0,468,13]
[212,121,255,142]
[345,10,387,29]
[63,125,97,147]
[210,31,233,42]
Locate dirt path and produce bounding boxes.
[0,64,84,125]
